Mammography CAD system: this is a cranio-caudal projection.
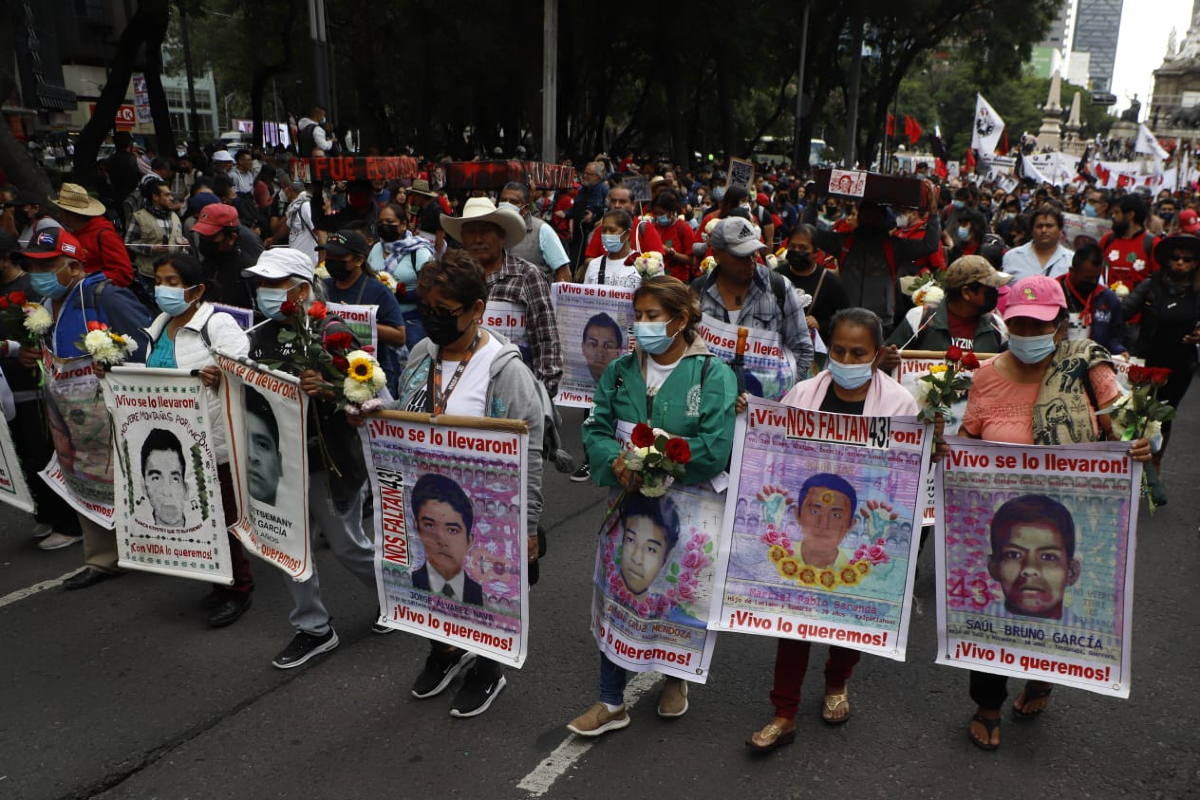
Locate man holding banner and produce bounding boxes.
[19,228,151,589]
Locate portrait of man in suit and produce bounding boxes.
[411,472,484,605]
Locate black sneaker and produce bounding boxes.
[411,647,474,698]
[570,463,591,482]
[271,629,339,669]
[371,614,395,635]
[449,661,507,718]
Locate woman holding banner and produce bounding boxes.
[145,253,255,627]
[747,307,918,751]
[957,275,1151,751]
[389,249,545,718]
[570,275,737,736]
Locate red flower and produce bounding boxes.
[325,331,354,351]
[630,422,655,448]
[9,292,25,305]
[307,300,327,320]
[279,300,298,317]
[86,321,106,331]
[0,297,9,310]
[395,284,406,300]
[361,344,376,354]
[1149,367,1172,386]
[960,350,981,370]
[945,344,963,363]
[1128,365,1149,386]
[664,437,692,465]
[331,355,349,371]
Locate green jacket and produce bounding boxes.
[583,337,737,487]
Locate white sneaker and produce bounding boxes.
[38,532,83,551]
[32,523,53,539]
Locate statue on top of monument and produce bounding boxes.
[1120,94,1141,123]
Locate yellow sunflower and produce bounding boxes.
[347,352,376,383]
[818,569,836,589]
[776,557,801,580]
[855,560,871,576]
[840,567,860,586]
[768,545,788,563]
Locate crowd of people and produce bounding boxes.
[0,123,1186,740]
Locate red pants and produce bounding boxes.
[770,638,861,720]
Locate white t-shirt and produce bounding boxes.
[644,355,681,395]
[727,309,741,325]
[439,334,504,417]
[583,254,642,290]
[287,196,318,266]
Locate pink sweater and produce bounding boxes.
[780,370,918,415]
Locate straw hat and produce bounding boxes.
[49,183,106,217]
[440,197,526,246]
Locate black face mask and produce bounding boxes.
[197,237,222,258]
[786,251,813,273]
[978,285,999,315]
[13,209,30,229]
[420,306,467,346]
[325,258,353,281]
[377,223,402,242]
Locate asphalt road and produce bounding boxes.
[2,404,1199,800]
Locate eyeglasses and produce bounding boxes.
[417,304,465,317]
[1169,253,1197,263]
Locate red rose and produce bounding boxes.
[279,300,298,317]
[945,344,963,363]
[325,331,354,351]
[630,422,655,448]
[960,350,981,370]
[1127,365,1149,386]
[9,292,25,305]
[0,297,9,310]
[307,300,327,320]
[86,321,105,331]
[395,284,406,300]
[332,355,349,371]
[361,344,376,354]
[1150,367,1172,386]
[664,437,692,465]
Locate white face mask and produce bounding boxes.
[895,214,910,228]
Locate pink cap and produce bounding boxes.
[191,203,240,236]
[1003,275,1066,323]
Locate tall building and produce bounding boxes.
[1031,0,1075,79]
[1073,0,1125,91]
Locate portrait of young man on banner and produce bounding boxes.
[410,473,485,606]
[137,428,196,529]
[551,282,635,407]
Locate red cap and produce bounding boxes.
[192,203,240,236]
[1178,208,1200,235]
[756,192,770,206]
[23,227,84,260]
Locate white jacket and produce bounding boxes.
[146,303,250,464]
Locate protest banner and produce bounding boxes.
[593,484,724,682]
[363,410,529,667]
[550,282,634,408]
[325,302,379,352]
[291,156,420,184]
[697,314,796,401]
[210,303,254,330]
[726,158,755,191]
[934,437,1139,698]
[1062,213,1112,248]
[1111,352,1146,392]
[0,394,34,513]
[623,175,651,203]
[892,350,997,524]
[483,300,530,361]
[710,397,933,661]
[104,366,232,584]
[444,161,575,190]
[216,352,313,581]
[39,353,114,528]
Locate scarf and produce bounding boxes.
[383,232,434,272]
[144,199,173,220]
[1031,338,1113,446]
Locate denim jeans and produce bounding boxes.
[285,471,376,635]
[599,653,628,707]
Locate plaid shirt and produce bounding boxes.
[487,252,564,395]
[696,263,814,376]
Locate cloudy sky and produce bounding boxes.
[1109,0,1194,118]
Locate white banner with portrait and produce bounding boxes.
[697,314,796,402]
[0,378,35,513]
[363,411,530,668]
[104,366,232,584]
[217,352,312,581]
[551,282,635,408]
[483,301,529,362]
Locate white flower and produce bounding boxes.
[24,304,52,336]
[1111,283,1130,298]
[914,285,945,306]
[634,251,664,278]
[639,475,673,497]
[315,264,331,280]
[343,376,378,404]
[765,254,778,269]
[1145,420,1162,441]
[913,379,933,409]
[700,255,717,275]
[793,287,813,310]
[377,271,397,290]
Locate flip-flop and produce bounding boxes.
[746,722,797,752]
[1012,681,1053,719]
[969,713,1000,751]
[821,687,850,725]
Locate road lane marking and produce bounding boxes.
[0,569,85,609]
[517,670,661,797]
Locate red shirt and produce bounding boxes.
[1101,231,1157,291]
[584,218,664,260]
[71,216,134,287]
[652,218,698,281]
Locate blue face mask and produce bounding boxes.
[655,214,672,226]
[31,268,68,300]
[1007,332,1058,364]
[957,226,971,242]
[498,201,523,215]
[155,285,196,317]
[952,200,966,211]
[256,286,293,321]
[601,233,625,254]
[1083,203,1097,218]
[827,356,875,391]
[634,321,677,355]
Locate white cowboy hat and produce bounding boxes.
[49,183,106,217]
[441,197,526,247]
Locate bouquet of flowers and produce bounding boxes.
[899,269,947,307]
[0,291,51,345]
[79,321,137,365]
[914,345,979,424]
[376,271,397,292]
[699,255,717,275]
[1097,365,1173,511]
[1109,281,1130,299]
[600,422,691,532]
[633,251,665,279]
[341,349,387,411]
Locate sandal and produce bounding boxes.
[1012,681,1053,719]
[746,721,797,752]
[821,687,850,725]
[968,713,1001,751]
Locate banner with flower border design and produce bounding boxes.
[934,437,1139,698]
[709,397,932,661]
[104,366,233,584]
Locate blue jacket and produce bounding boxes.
[47,272,151,361]
[1056,275,1125,355]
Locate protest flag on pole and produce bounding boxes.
[1135,124,1169,162]
[971,94,1005,158]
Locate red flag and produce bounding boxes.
[904,115,922,146]
[934,158,948,180]
[1117,173,1132,189]
[887,114,896,137]
[965,149,977,174]
[997,130,1009,155]
[1095,163,1111,184]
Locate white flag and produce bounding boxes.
[1020,153,1050,185]
[1134,124,1168,161]
[971,94,1005,157]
